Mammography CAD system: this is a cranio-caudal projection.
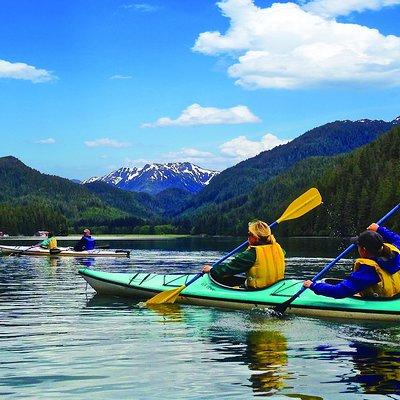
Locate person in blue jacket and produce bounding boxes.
[303,224,400,299]
[74,228,96,252]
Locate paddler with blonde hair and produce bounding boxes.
[202,220,285,289]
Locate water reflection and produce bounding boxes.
[137,302,289,396]
[77,257,96,269]
[245,329,288,394]
[314,340,400,395]
[85,295,400,397]
[350,342,400,394]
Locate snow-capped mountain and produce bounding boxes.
[83,162,219,195]
[355,116,400,124]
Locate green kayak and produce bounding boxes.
[78,268,400,321]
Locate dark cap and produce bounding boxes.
[351,230,383,255]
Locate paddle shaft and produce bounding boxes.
[278,203,400,310]
[9,244,37,256]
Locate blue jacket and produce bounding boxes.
[310,227,400,299]
[74,236,95,251]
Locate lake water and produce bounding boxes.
[1,237,399,399]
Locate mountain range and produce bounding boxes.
[83,162,219,195]
[0,115,399,235]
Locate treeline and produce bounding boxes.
[0,157,169,235]
[307,125,400,236]
[0,202,68,235]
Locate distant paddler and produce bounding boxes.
[73,229,96,252]
[27,230,61,255]
[35,230,58,250]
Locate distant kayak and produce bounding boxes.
[79,268,400,321]
[0,245,130,258]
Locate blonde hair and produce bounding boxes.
[248,220,275,243]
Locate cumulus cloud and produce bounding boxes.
[303,0,400,18]
[193,0,400,89]
[84,138,131,148]
[35,138,56,145]
[220,133,289,159]
[110,74,133,80]
[142,103,261,127]
[0,59,56,83]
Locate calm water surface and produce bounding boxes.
[1,237,399,399]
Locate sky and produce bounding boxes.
[0,0,400,179]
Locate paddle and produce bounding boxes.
[146,187,323,305]
[49,248,62,255]
[10,245,62,257]
[9,245,37,257]
[273,202,400,316]
[115,249,131,257]
[96,244,110,249]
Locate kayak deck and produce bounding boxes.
[79,269,400,321]
[0,245,130,258]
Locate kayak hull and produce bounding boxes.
[79,269,400,321]
[0,245,130,258]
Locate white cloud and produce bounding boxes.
[142,103,261,127]
[123,157,149,167]
[121,3,160,12]
[0,59,56,83]
[160,133,289,169]
[303,0,400,18]
[193,0,400,89]
[110,74,133,80]
[35,138,56,145]
[220,133,289,159]
[84,138,131,148]
[162,147,227,169]
[164,147,214,160]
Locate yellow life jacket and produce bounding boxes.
[246,242,285,289]
[354,243,400,298]
[48,237,58,250]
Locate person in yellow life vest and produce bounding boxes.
[303,224,400,299]
[37,231,58,250]
[202,220,285,289]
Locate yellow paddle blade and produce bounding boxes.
[276,187,322,224]
[146,285,185,305]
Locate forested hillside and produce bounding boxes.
[0,157,157,234]
[185,119,397,209]
[83,181,162,219]
[179,126,400,236]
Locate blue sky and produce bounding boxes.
[1,0,400,179]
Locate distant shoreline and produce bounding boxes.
[0,234,190,242]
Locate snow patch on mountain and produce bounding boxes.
[83,162,219,195]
